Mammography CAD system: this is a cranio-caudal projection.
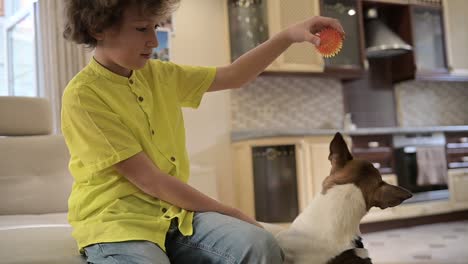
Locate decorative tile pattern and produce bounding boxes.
[231,77,468,132]
[362,220,468,264]
[395,81,468,127]
[231,76,345,131]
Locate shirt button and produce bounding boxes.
[138,96,144,102]
[151,130,155,135]
[164,215,171,219]
[162,208,167,213]
[170,157,176,162]
[129,79,134,84]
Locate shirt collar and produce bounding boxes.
[89,57,136,85]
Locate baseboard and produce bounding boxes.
[360,209,468,233]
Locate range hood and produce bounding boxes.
[365,8,412,58]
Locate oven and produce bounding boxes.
[393,132,449,203]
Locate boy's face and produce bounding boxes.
[94,5,161,76]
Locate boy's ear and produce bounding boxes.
[328,132,353,171]
[372,183,413,209]
[89,29,105,41]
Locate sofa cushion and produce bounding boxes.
[0,135,72,215]
[0,226,85,264]
[0,96,52,136]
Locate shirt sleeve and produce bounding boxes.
[61,86,142,174]
[157,61,216,108]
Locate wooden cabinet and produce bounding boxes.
[267,0,324,72]
[232,136,333,221]
[445,132,468,169]
[227,0,269,62]
[233,133,468,224]
[351,134,394,174]
[448,169,468,206]
[410,4,448,75]
[320,0,365,77]
[442,0,468,76]
[226,0,324,73]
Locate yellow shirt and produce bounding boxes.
[61,58,216,252]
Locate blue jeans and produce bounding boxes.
[84,212,284,264]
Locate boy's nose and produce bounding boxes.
[147,32,159,48]
[147,40,158,49]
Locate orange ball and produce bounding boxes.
[316,28,344,58]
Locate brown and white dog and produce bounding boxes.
[274,132,412,264]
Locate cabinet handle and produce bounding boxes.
[368,141,380,148]
[462,156,468,162]
[460,137,468,143]
[372,162,381,169]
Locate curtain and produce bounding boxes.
[36,0,92,134]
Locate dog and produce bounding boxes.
[274,132,413,264]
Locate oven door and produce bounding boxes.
[394,146,448,194]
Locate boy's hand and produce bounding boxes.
[284,16,345,46]
[221,206,264,229]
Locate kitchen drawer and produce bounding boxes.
[445,132,468,169]
[352,151,394,174]
[351,135,393,151]
[351,135,394,174]
[446,149,468,169]
[445,132,468,148]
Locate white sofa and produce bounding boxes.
[0,96,86,264]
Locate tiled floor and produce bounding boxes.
[362,220,468,264]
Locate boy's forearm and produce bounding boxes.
[149,168,227,213]
[115,152,229,214]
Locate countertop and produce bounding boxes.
[231,126,468,142]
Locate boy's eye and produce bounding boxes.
[136,27,147,32]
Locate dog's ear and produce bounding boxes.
[329,132,353,171]
[372,183,412,209]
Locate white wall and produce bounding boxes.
[171,0,236,206]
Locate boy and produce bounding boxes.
[62,0,344,263]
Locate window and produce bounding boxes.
[0,0,37,96]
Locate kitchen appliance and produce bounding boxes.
[364,7,412,58]
[393,133,449,203]
[252,145,299,222]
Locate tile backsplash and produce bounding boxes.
[395,81,468,127]
[231,76,344,131]
[231,76,468,131]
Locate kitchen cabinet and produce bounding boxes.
[320,0,365,77]
[359,0,468,82]
[448,169,468,206]
[226,0,324,73]
[233,133,468,224]
[442,0,468,77]
[410,5,447,75]
[232,136,333,221]
[351,134,394,174]
[445,132,468,169]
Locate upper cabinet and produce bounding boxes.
[320,0,365,77]
[266,0,324,72]
[227,0,468,81]
[442,0,468,77]
[410,4,447,75]
[227,0,324,73]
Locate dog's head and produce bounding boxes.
[322,132,412,211]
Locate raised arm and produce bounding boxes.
[208,16,344,92]
[114,151,262,228]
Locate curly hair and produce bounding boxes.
[63,0,180,48]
